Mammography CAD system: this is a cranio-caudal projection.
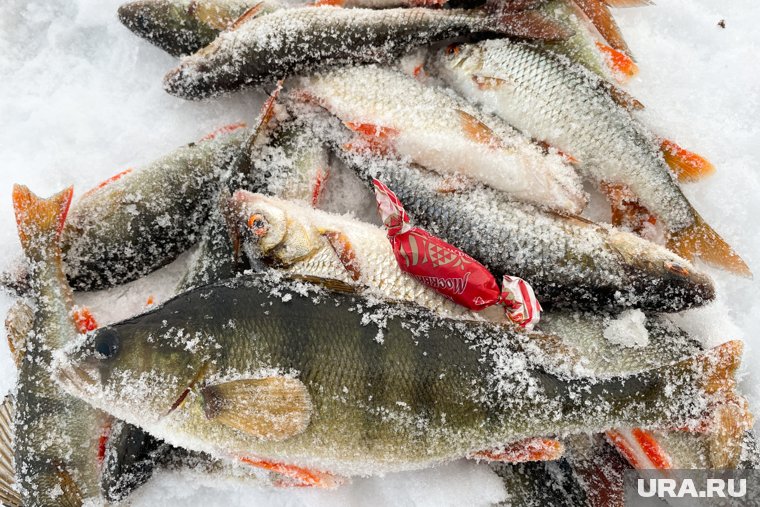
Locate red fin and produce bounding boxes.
[412,64,427,79]
[13,185,73,259]
[595,42,638,79]
[311,167,329,207]
[666,211,751,277]
[97,417,114,465]
[240,457,343,488]
[535,139,579,164]
[322,230,361,281]
[574,0,632,57]
[456,110,503,149]
[659,139,715,182]
[492,10,574,41]
[80,168,134,200]
[606,429,672,470]
[343,122,399,155]
[599,181,656,234]
[469,437,564,463]
[229,2,265,30]
[200,122,247,141]
[471,74,508,91]
[312,0,344,5]
[71,306,98,333]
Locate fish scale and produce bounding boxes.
[56,275,727,479]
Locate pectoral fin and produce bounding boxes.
[240,457,343,488]
[0,395,20,507]
[471,74,508,91]
[469,437,564,463]
[321,230,362,281]
[5,301,32,367]
[456,110,503,149]
[201,377,312,441]
[229,2,266,30]
[599,181,656,234]
[660,139,715,182]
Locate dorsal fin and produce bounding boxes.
[0,395,20,507]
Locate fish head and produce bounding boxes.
[608,230,716,309]
[434,42,485,76]
[117,0,218,57]
[55,322,208,424]
[227,190,320,265]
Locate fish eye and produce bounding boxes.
[94,329,120,360]
[665,261,690,277]
[247,213,268,237]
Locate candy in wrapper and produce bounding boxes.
[372,179,542,329]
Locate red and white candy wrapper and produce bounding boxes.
[372,179,542,330]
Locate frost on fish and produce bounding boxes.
[430,38,750,276]
[61,125,251,291]
[297,65,586,213]
[54,273,731,482]
[291,103,715,312]
[163,6,571,99]
[601,309,648,348]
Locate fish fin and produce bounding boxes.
[455,110,503,149]
[599,181,656,234]
[606,428,673,469]
[534,139,579,164]
[595,42,638,79]
[50,462,85,507]
[343,122,399,140]
[71,306,98,333]
[659,139,715,182]
[666,211,751,277]
[289,274,358,294]
[5,301,33,367]
[229,2,266,30]
[604,0,652,7]
[0,395,20,507]
[491,10,574,41]
[201,377,312,441]
[311,167,329,207]
[79,168,134,200]
[696,340,743,396]
[200,122,247,142]
[13,185,73,261]
[312,0,345,5]
[471,74,509,91]
[572,0,632,57]
[240,457,344,488]
[469,437,564,463]
[707,398,754,468]
[321,230,362,281]
[604,82,644,111]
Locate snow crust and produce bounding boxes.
[1,0,759,505]
[603,309,649,348]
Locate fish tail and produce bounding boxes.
[666,210,751,277]
[488,9,574,41]
[12,185,73,263]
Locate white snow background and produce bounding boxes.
[0,0,758,505]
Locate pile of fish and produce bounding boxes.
[1,0,756,505]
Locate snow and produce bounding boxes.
[1,0,759,505]
[603,309,649,348]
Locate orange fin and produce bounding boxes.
[321,230,362,281]
[456,110,503,149]
[80,168,134,200]
[599,181,656,234]
[469,437,564,463]
[343,121,398,140]
[52,463,85,507]
[343,122,398,155]
[13,185,73,260]
[659,139,715,182]
[145,295,156,307]
[311,167,329,207]
[606,428,673,470]
[312,0,344,5]
[240,457,343,488]
[666,211,751,277]
[707,398,754,468]
[491,10,574,41]
[229,2,265,30]
[71,306,98,333]
[605,83,644,111]
[471,74,508,91]
[574,0,632,57]
[535,139,579,164]
[200,122,247,141]
[595,42,638,79]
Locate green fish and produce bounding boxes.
[55,274,739,486]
